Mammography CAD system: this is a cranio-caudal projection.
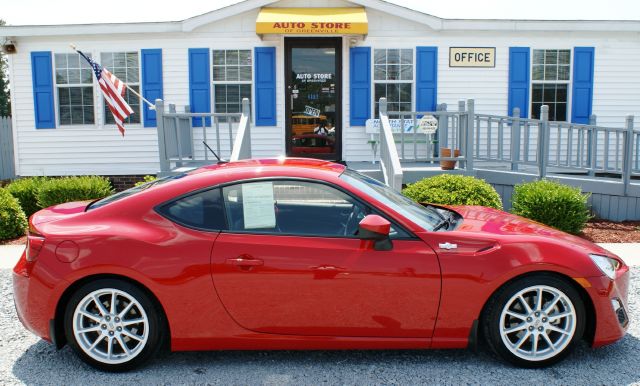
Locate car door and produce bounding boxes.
[210,179,441,338]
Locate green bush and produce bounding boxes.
[402,174,502,209]
[134,175,157,187]
[6,177,49,218]
[511,179,591,234]
[0,188,28,240]
[37,176,114,208]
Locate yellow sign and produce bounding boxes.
[256,8,368,35]
[449,47,496,68]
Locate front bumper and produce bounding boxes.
[587,267,630,348]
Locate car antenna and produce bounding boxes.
[202,141,228,164]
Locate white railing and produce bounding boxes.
[378,97,404,191]
[230,98,252,162]
[155,97,251,173]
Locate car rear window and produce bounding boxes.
[87,174,187,210]
[156,188,226,231]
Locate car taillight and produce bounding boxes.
[26,227,45,262]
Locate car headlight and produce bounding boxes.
[589,254,620,280]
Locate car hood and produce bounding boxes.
[31,201,90,225]
[449,205,610,255]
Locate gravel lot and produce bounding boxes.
[1,268,638,386]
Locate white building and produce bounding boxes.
[1,0,640,177]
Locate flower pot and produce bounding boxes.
[440,147,460,170]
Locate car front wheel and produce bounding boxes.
[483,274,586,368]
[64,279,163,372]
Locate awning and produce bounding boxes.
[256,8,368,35]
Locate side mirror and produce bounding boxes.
[358,214,393,251]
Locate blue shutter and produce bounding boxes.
[254,47,276,126]
[31,51,55,129]
[416,46,438,112]
[571,47,595,124]
[350,47,370,125]
[508,47,530,118]
[188,48,211,127]
[141,49,163,127]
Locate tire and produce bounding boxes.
[64,278,164,372]
[482,273,586,368]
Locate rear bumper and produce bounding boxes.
[13,251,54,342]
[588,268,630,348]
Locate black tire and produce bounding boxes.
[482,273,586,368]
[64,278,164,372]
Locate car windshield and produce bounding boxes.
[87,174,187,210]
[340,169,442,231]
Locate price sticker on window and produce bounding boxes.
[242,182,276,229]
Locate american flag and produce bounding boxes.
[77,50,134,136]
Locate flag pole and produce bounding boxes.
[69,44,156,110]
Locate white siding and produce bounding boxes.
[6,0,640,173]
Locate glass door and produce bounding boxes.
[285,38,342,160]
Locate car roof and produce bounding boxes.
[193,157,345,175]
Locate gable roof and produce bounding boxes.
[2,0,640,38]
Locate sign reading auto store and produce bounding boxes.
[449,47,496,68]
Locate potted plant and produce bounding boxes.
[439,147,460,170]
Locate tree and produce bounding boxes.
[0,19,10,117]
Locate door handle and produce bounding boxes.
[439,242,458,250]
[226,256,264,267]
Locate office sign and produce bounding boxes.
[449,47,496,68]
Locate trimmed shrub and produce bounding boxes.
[134,175,158,187]
[402,174,503,209]
[6,177,49,218]
[511,179,591,234]
[0,188,28,240]
[37,176,115,208]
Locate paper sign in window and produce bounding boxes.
[242,182,276,229]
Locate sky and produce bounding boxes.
[1,0,639,25]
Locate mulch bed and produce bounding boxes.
[2,221,639,245]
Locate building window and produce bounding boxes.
[212,50,252,120]
[100,52,141,125]
[54,53,95,125]
[373,48,413,117]
[531,49,570,121]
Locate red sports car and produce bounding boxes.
[13,158,629,372]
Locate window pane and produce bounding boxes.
[226,66,239,81]
[126,52,139,69]
[545,50,557,65]
[532,84,543,102]
[81,69,93,84]
[387,65,399,80]
[386,83,399,102]
[543,84,555,103]
[213,50,225,65]
[558,65,570,81]
[69,87,82,104]
[556,84,568,102]
[58,88,70,105]
[56,69,68,84]
[374,49,386,64]
[544,65,557,81]
[400,65,412,80]
[387,49,400,64]
[374,64,386,80]
[533,50,544,65]
[558,50,570,65]
[101,53,114,68]
[113,67,127,80]
[399,84,411,103]
[240,84,251,100]
[60,106,71,125]
[556,103,567,121]
[215,84,227,100]
[159,188,226,230]
[531,103,542,119]
[223,181,365,236]
[69,53,80,69]
[532,65,544,81]
[226,50,239,65]
[400,49,413,64]
[68,69,80,84]
[113,53,126,68]
[71,106,84,124]
[239,50,251,65]
[213,66,225,81]
[227,85,240,103]
[84,106,94,123]
[239,65,251,81]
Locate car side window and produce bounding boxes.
[157,188,226,230]
[221,180,410,239]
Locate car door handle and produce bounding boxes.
[226,256,264,267]
[439,242,458,250]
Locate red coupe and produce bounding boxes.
[13,158,629,372]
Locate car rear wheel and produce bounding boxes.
[482,274,586,368]
[64,279,163,372]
